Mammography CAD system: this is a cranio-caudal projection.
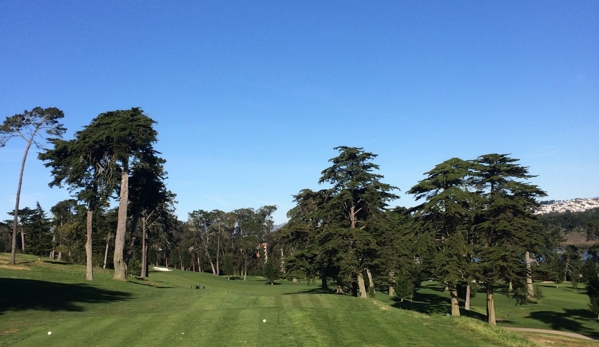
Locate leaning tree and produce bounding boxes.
[1,107,66,264]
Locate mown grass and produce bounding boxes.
[1,253,536,347]
[377,280,599,342]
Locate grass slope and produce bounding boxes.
[1,254,534,347]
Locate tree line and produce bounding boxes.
[2,107,597,325]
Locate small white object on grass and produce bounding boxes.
[48,332,52,335]
[263,319,266,323]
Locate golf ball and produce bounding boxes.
[48,332,52,335]
[263,319,266,323]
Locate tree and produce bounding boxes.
[407,158,476,316]
[1,107,66,264]
[263,257,281,285]
[320,147,398,297]
[40,132,116,281]
[283,147,399,297]
[74,108,159,280]
[128,155,173,278]
[472,153,547,325]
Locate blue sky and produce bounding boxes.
[1,1,597,224]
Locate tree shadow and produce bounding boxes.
[526,308,599,338]
[391,292,450,315]
[283,287,336,295]
[390,286,488,321]
[0,278,131,315]
[43,260,73,265]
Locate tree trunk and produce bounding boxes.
[336,276,344,294]
[113,169,129,281]
[103,234,111,269]
[215,233,220,276]
[357,272,367,298]
[243,254,248,281]
[486,286,496,325]
[366,268,375,297]
[465,283,471,310]
[450,287,460,316]
[321,275,328,290]
[526,251,534,298]
[388,270,395,296]
[204,245,216,275]
[20,230,25,252]
[351,279,358,297]
[85,209,93,281]
[11,137,34,264]
[141,216,148,278]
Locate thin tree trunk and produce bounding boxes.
[85,209,93,281]
[243,254,248,281]
[388,270,395,296]
[321,274,328,290]
[357,272,367,298]
[450,287,460,316]
[215,233,220,276]
[336,276,344,294]
[20,230,25,252]
[465,283,471,310]
[205,245,216,275]
[486,286,496,325]
[366,268,375,297]
[103,233,111,269]
[113,169,129,281]
[141,216,148,278]
[351,278,358,297]
[11,138,34,264]
[526,251,534,298]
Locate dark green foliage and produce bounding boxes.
[407,158,477,314]
[280,147,399,296]
[395,273,415,302]
[533,284,544,304]
[263,259,281,284]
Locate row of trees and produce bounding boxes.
[272,147,551,325]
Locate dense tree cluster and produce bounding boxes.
[274,148,552,325]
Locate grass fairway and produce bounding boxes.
[1,254,536,347]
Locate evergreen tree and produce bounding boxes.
[407,158,476,316]
[472,153,547,325]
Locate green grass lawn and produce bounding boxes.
[0,253,536,347]
[376,280,599,339]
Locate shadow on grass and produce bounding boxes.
[0,278,131,315]
[390,285,487,321]
[527,308,599,338]
[283,287,336,295]
[43,260,73,265]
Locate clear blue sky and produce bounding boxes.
[1,1,597,224]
